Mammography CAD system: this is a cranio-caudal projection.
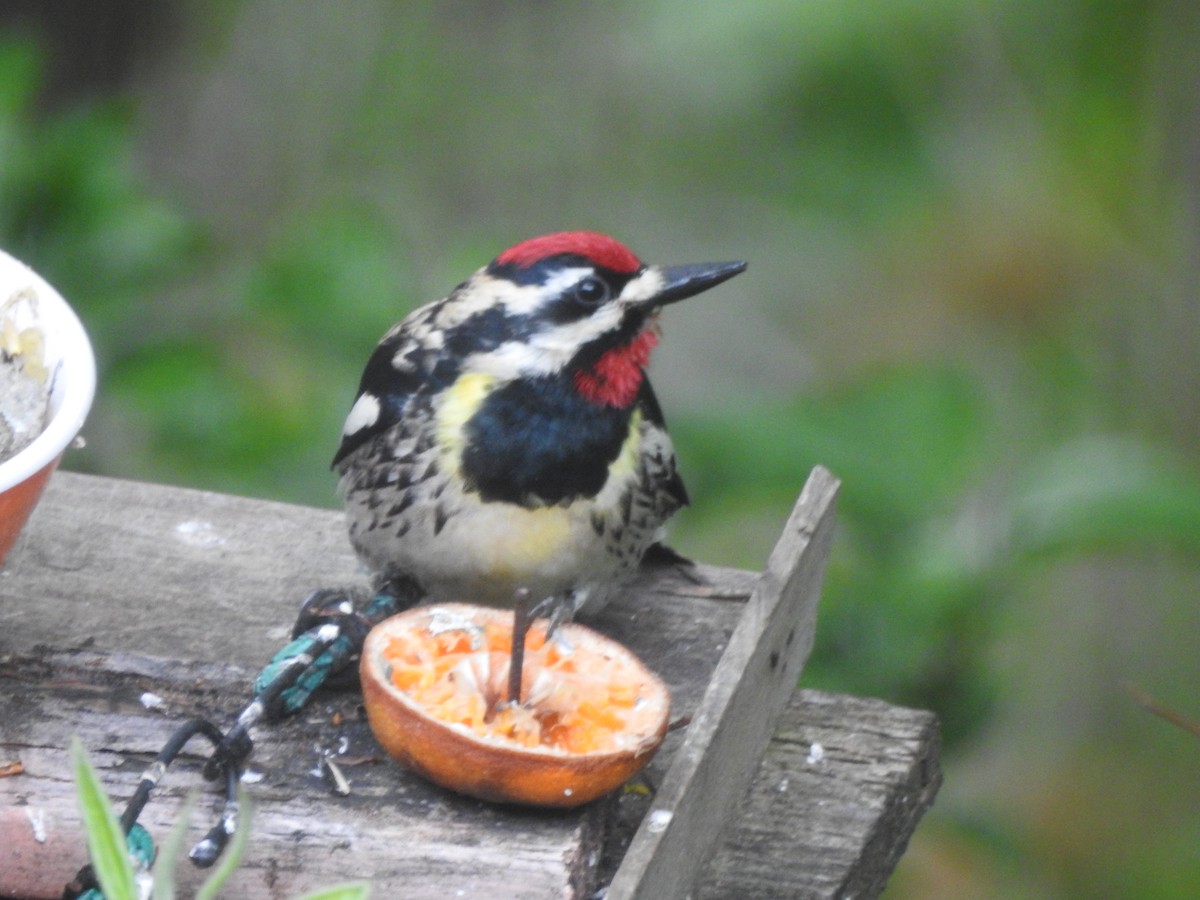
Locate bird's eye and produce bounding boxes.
[572,276,610,306]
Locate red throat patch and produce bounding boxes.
[573,327,661,408]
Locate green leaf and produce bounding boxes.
[71,736,138,900]
[194,786,253,900]
[297,884,372,900]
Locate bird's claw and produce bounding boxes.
[528,591,579,641]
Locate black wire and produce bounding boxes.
[119,717,225,833]
[189,755,242,867]
[64,717,226,900]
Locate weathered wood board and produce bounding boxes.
[2,647,608,898]
[0,468,938,899]
[606,465,839,898]
[699,690,942,899]
[0,473,755,897]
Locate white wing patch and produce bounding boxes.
[343,392,381,437]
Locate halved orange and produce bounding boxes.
[360,603,670,807]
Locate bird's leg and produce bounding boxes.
[528,589,582,640]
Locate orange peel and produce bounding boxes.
[360,603,670,807]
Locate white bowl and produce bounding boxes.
[0,249,95,564]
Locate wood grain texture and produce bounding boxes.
[0,473,365,667]
[606,466,841,900]
[1,648,606,898]
[699,690,942,899]
[0,470,939,899]
[0,473,751,898]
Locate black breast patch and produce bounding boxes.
[460,375,633,507]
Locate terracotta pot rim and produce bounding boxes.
[0,249,95,493]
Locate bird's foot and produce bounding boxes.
[527,589,582,640]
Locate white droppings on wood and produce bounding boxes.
[24,807,46,843]
[646,809,673,833]
[174,520,226,548]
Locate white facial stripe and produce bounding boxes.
[460,268,667,380]
[497,267,592,317]
[343,392,381,436]
[618,267,665,306]
[465,301,626,379]
[467,339,568,380]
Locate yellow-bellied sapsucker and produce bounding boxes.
[333,231,745,623]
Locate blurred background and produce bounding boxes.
[2,1,1198,895]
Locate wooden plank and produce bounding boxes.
[606,466,840,900]
[2,647,606,898]
[699,689,942,899]
[0,473,754,898]
[0,473,365,667]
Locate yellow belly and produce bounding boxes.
[472,504,574,581]
[417,499,615,605]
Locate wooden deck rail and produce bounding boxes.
[0,469,939,898]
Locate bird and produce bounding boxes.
[332,230,746,626]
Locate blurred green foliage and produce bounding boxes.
[4,3,1200,897]
[0,41,199,337]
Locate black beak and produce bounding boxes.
[652,260,747,307]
